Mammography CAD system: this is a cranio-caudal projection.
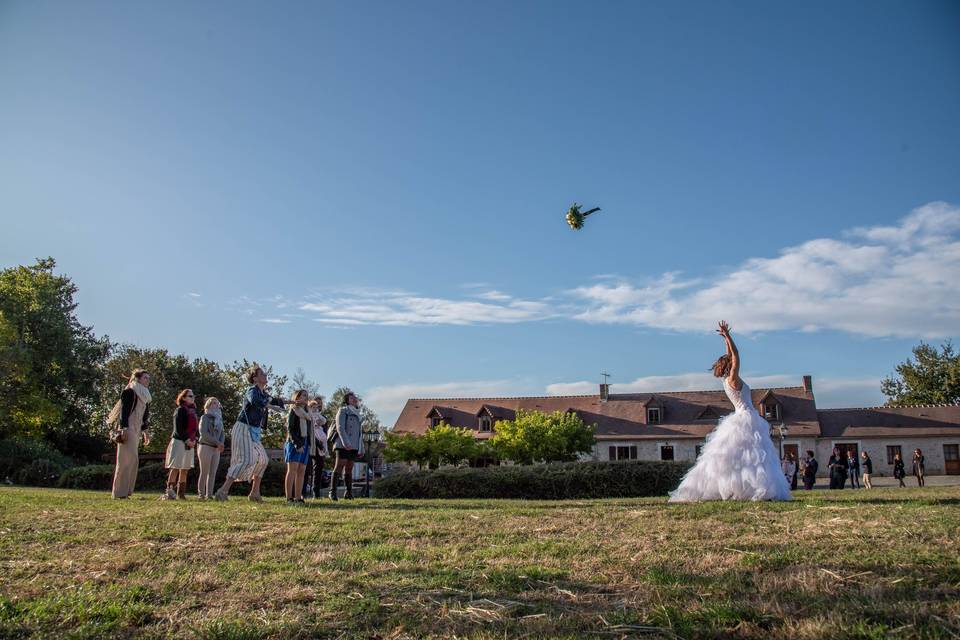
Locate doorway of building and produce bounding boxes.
[835,442,859,462]
[782,443,799,462]
[944,444,960,475]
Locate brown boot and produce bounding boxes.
[176,482,187,500]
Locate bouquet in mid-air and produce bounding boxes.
[565,203,601,230]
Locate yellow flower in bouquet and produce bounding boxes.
[566,203,601,230]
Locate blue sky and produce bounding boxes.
[2,0,959,425]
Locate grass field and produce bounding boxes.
[1,486,958,639]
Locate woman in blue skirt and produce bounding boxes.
[284,389,312,504]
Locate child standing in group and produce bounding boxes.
[163,389,198,500]
[284,390,312,504]
[304,397,328,499]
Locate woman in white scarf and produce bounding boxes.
[109,369,153,499]
[283,390,312,504]
[304,397,328,499]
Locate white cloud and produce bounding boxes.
[569,202,960,338]
[187,292,202,298]
[258,318,291,324]
[364,379,524,426]
[300,289,554,326]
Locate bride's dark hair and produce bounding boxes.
[711,354,731,378]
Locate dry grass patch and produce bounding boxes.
[0,486,958,639]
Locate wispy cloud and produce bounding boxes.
[258,318,292,324]
[299,288,555,326]
[569,202,960,338]
[236,202,960,339]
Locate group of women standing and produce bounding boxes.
[109,365,365,503]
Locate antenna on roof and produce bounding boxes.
[600,372,611,402]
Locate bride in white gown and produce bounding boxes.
[669,321,792,502]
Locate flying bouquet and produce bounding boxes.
[565,203,601,230]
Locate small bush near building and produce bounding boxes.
[375,459,692,499]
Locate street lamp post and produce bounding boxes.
[776,423,788,459]
[361,430,381,498]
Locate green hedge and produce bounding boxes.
[58,464,115,491]
[374,460,692,499]
[0,438,76,486]
[57,459,297,497]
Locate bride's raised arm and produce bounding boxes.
[717,320,741,389]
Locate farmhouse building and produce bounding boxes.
[392,376,960,476]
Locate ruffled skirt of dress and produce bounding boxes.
[669,410,792,502]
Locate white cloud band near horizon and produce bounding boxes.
[275,201,960,338]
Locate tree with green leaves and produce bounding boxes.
[0,258,111,449]
[489,410,596,464]
[882,341,960,407]
[384,422,483,469]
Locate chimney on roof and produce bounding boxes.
[599,383,610,402]
[802,375,813,393]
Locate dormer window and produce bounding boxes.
[647,407,661,424]
[762,404,781,421]
[478,415,493,432]
[426,406,446,429]
[756,391,782,422]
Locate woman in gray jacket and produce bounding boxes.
[196,397,225,499]
[328,392,364,501]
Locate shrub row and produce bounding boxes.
[374,459,692,499]
[56,459,332,497]
[0,438,77,487]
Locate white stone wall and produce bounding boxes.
[588,436,959,476]
[817,437,959,476]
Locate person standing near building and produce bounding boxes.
[110,369,152,499]
[912,448,925,487]
[328,391,364,501]
[828,447,846,489]
[860,451,873,489]
[801,450,818,490]
[788,453,799,490]
[846,449,860,489]
[781,454,796,490]
[196,397,225,500]
[214,365,290,502]
[893,452,907,487]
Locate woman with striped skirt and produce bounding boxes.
[214,365,288,502]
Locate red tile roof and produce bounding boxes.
[817,405,960,438]
[393,386,821,440]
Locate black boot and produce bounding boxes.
[328,471,339,501]
[343,471,354,500]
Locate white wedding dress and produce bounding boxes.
[669,379,792,502]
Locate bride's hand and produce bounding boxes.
[716,320,731,337]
